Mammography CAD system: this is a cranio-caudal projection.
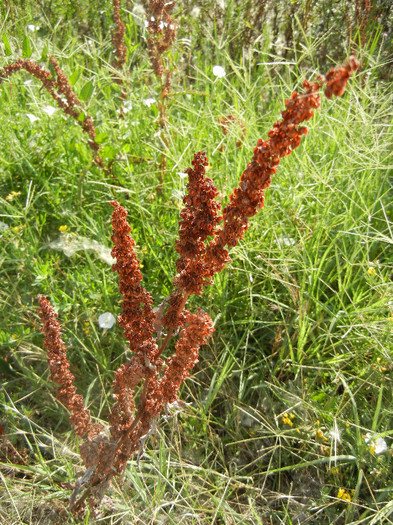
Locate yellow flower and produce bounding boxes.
[282,413,293,427]
[59,225,68,232]
[6,191,21,202]
[316,428,324,440]
[337,488,351,502]
[367,267,376,276]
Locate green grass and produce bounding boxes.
[1,4,393,525]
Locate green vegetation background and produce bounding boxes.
[0,1,392,523]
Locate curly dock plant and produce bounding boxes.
[38,57,359,515]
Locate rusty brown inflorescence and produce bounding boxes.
[37,56,359,515]
[112,0,127,73]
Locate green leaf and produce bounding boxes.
[22,35,32,58]
[48,60,55,78]
[69,68,81,87]
[77,111,86,122]
[80,80,94,102]
[40,41,48,61]
[101,144,117,161]
[2,34,12,56]
[94,132,107,144]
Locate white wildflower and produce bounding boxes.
[123,100,133,114]
[25,113,40,123]
[212,65,226,78]
[365,432,388,455]
[143,98,156,107]
[98,312,116,330]
[43,105,57,117]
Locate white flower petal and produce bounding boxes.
[123,100,133,113]
[25,113,40,123]
[374,437,388,454]
[177,172,188,179]
[283,237,296,246]
[212,65,226,78]
[143,98,156,107]
[365,432,388,455]
[43,105,57,116]
[98,312,116,329]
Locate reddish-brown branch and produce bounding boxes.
[145,0,178,177]
[204,56,360,278]
[112,0,127,73]
[37,295,93,438]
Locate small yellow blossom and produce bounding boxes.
[12,226,19,232]
[59,225,68,232]
[316,428,324,440]
[367,267,376,276]
[6,191,21,202]
[337,488,351,503]
[289,413,295,419]
[282,413,293,427]
[84,322,90,327]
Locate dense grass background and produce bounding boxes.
[0,1,392,524]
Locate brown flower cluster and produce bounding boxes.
[109,201,161,442]
[145,0,178,173]
[38,200,214,512]
[0,57,105,163]
[37,295,93,438]
[204,56,360,278]
[111,0,127,73]
[159,309,214,404]
[163,152,221,330]
[146,0,177,88]
[174,152,222,293]
[324,55,360,99]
